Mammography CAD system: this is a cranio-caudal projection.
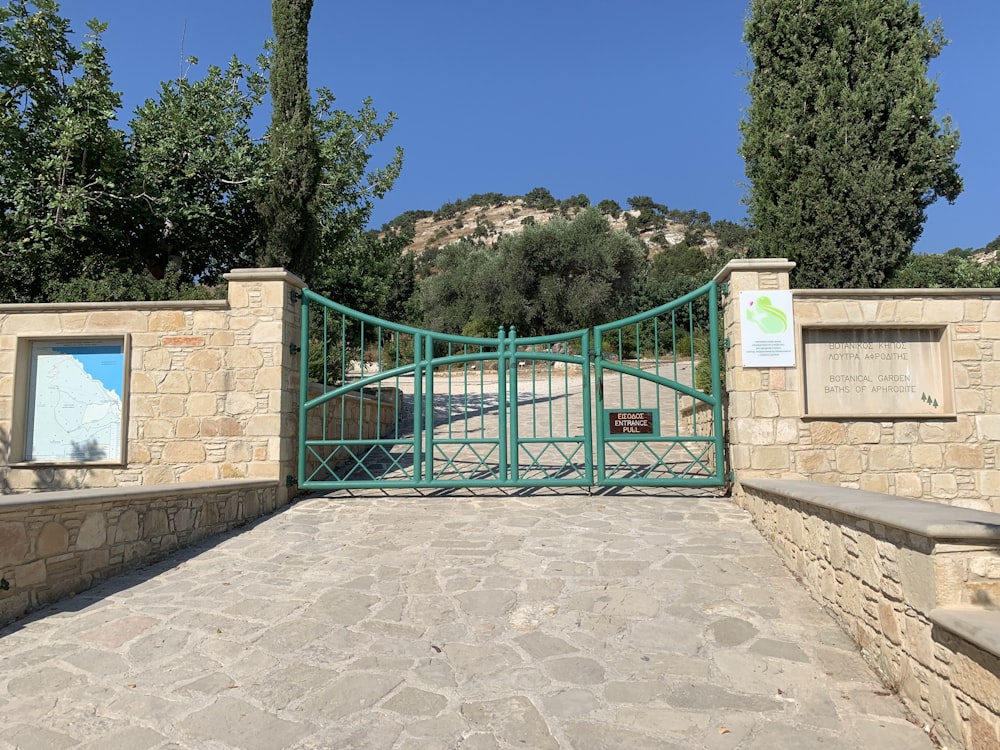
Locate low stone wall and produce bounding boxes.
[0,479,278,627]
[679,400,716,437]
[738,477,1000,750]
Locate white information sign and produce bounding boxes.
[25,340,125,462]
[740,291,795,367]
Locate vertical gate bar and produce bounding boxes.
[634,322,642,408]
[532,348,538,438]
[376,325,383,441]
[321,307,329,446]
[479,344,486,436]
[708,280,725,483]
[654,317,663,432]
[690,298,698,424]
[340,313,346,390]
[582,329,594,483]
[321,308,330,446]
[389,332,395,440]
[594,327,605,482]
[463,344,470,441]
[497,327,508,482]
[564,345,570,435]
[297,292,310,485]
[424,334,435,483]
[617,329,624,410]
[546,347,553,441]
[360,321,368,439]
[339,313,347,447]
[509,326,520,483]
[446,342,454,440]
[412,331,424,483]
[329,310,336,449]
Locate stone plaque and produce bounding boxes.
[608,411,657,435]
[801,327,954,418]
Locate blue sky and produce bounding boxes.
[67,1,999,254]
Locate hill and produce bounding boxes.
[380,191,745,260]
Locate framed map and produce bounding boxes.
[23,338,128,463]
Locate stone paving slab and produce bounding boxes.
[0,488,935,749]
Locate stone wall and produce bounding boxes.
[718,259,1000,512]
[0,479,278,627]
[0,269,304,501]
[739,478,1000,750]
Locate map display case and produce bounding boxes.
[16,337,129,464]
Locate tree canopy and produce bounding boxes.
[740,0,962,288]
[259,0,320,280]
[0,0,401,303]
[413,209,649,336]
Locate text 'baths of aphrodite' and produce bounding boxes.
[825,373,916,395]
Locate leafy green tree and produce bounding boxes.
[412,239,498,333]
[741,0,962,288]
[486,208,646,334]
[888,252,1000,289]
[411,210,647,335]
[259,0,320,280]
[651,243,709,281]
[560,193,590,209]
[597,199,621,218]
[128,55,268,285]
[885,252,964,288]
[381,210,432,237]
[710,219,750,251]
[312,230,411,321]
[982,234,1000,256]
[0,1,131,302]
[522,187,556,210]
[624,195,668,235]
[954,258,1000,288]
[0,1,401,302]
[310,90,403,260]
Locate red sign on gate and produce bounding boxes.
[608,411,655,434]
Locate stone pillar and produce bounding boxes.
[222,268,306,505]
[714,259,796,494]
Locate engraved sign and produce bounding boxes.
[608,411,656,435]
[801,327,954,418]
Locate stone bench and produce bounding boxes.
[737,477,1000,750]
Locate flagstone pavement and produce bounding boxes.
[0,487,936,749]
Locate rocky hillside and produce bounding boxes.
[391,198,725,259]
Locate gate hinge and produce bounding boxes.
[290,343,301,355]
[723,337,732,351]
[289,290,303,304]
[720,281,730,295]
[285,475,297,488]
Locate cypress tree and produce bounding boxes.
[740,0,962,288]
[259,0,320,280]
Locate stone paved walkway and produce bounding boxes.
[0,488,935,749]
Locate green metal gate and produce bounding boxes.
[296,281,724,490]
